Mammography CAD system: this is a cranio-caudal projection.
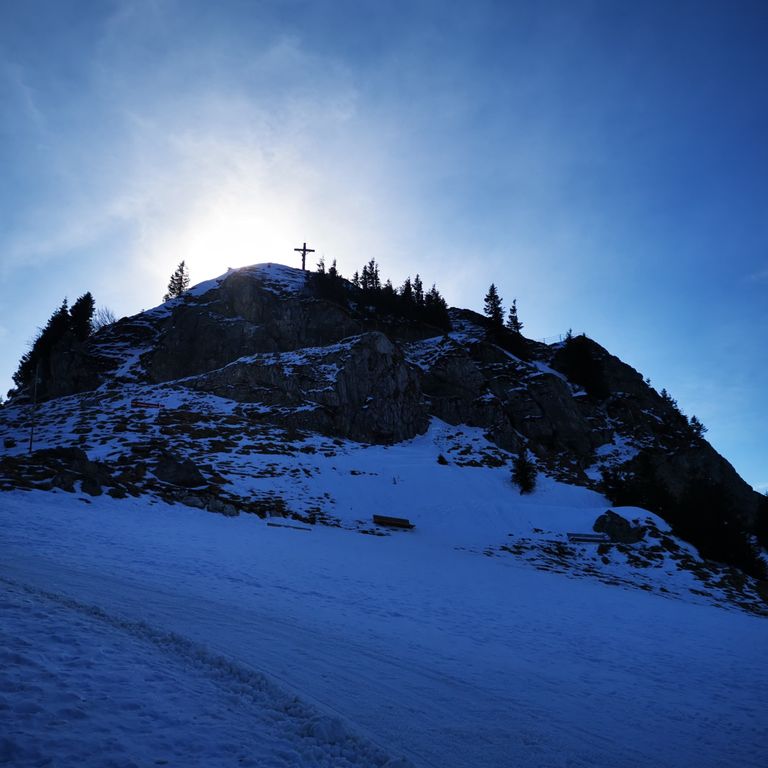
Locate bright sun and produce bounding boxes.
[150,194,306,283]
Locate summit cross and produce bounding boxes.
[294,242,315,271]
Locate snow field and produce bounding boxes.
[1,487,767,767]
[0,576,408,768]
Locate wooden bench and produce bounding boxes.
[267,521,312,532]
[567,532,611,544]
[131,400,162,409]
[373,515,415,530]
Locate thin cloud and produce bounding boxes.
[1,62,48,135]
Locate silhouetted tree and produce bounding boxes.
[12,298,71,393]
[93,306,117,331]
[505,299,523,333]
[400,277,413,304]
[423,284,450,328]
[660,388,678,410]
[316,258,451,331]
[483,283,504,326]
[69,292,95,340]
[689,415,707,438]
[512,448,537,494]
[413,274,424,307]
[163,261,190,302]
[311,258,347,303]
[360,259,381,292]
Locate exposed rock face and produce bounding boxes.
[189,332,428,443]
[146,271,364,383]
[624,445,761,528]
[4,262,765,571]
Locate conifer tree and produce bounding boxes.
[400,277,413,303]
[505,298,523,333]
[511,448,537,494]
[413,274,424,307]
[163,261,190,302]
[69,292,95,340]
[360,259,380,292]
[12,299,71,392]
[483,283,504,326]
[424,284,450,328]
[689,415,707,438]
[660,388,680,411]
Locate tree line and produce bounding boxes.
[8,259,189,400]
[313,257,451,330]
[11,293,105,396]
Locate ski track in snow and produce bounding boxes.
[1,490,767,768]
[0,577,403,768]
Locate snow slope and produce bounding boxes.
[2,483,767,767]
[0,578,401,768]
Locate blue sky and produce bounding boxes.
[1,0,766,489]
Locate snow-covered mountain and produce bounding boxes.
[1,262,767,766]
[2,262,765,586]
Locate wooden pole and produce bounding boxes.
[28,359,41,454]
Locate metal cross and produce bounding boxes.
[294,242,315,271]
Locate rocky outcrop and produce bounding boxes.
[593,510,646,544]
[188,332,428,443]
[0,447,121,497]
[153,453,207,488]
[146,273,364,383]
[4,263,765,573]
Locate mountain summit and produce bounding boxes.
[1,262,766,595]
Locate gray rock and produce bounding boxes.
[181,494,206,509]
[206,497,239,516]
[153,454,206,488]
[80,476,102,496]
[593,510,645,544]
[188,332,428,444]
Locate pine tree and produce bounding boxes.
[12,299,71,392]
[660,388,679,411]
[424,284,450,328]
[400,277,413,303]
[505,299,523,333]
[511,448,537,494]
[483,283,504,326]
[163,261,190,302]
[316,256,326,274]
[689,415,707,438]
[69,292,95,340]
[360,259,380,292]
[413,274,424,307]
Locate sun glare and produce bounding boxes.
[147,194,305,284]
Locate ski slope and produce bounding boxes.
[2,482,767,767]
